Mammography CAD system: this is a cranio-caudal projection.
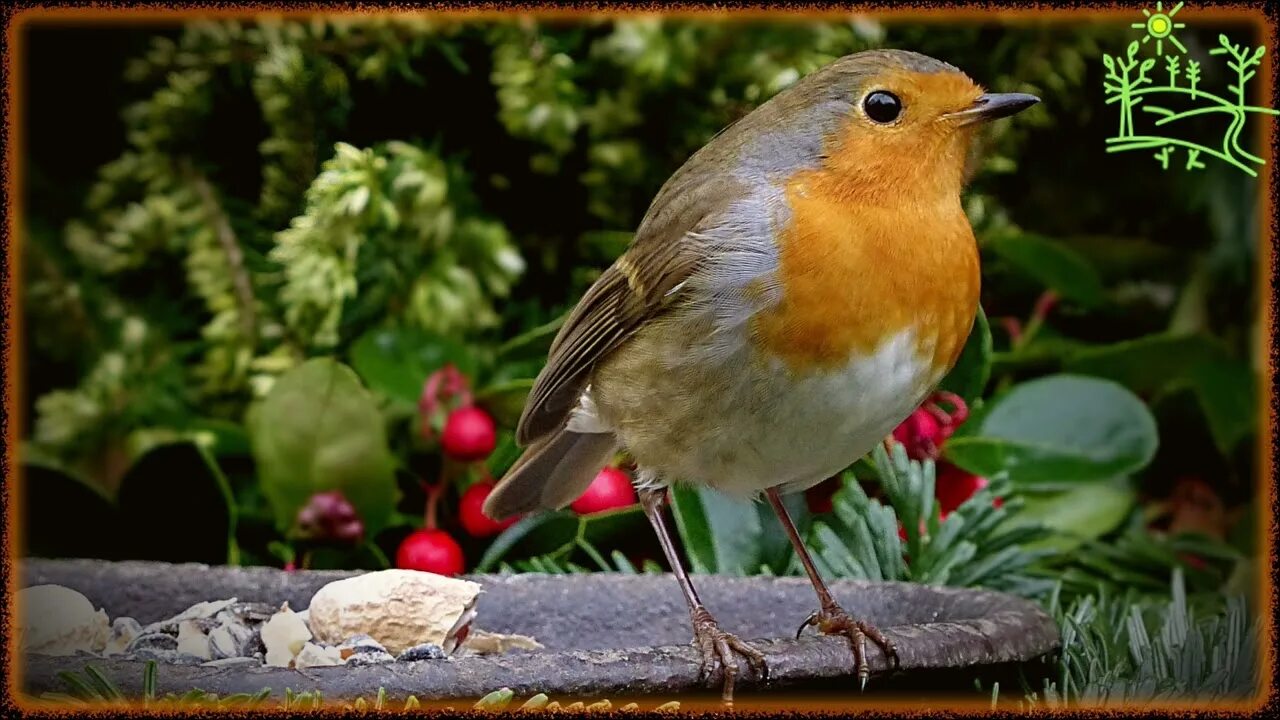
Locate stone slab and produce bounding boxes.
[18,559,1060,700]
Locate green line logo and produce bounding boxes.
[1104,2,1278,176]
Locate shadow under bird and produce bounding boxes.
[484,48,1039,702]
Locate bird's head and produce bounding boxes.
[771,49,1039,204]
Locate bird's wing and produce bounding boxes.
[515,165,743,446]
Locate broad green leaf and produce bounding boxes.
[349,326,479,406]
[1012,477,1137,552]
[250,359,398,536]
[939,305,992,402]
[475,379,533,428]
[116,442,236,564]
[473,506,645,572]
[943,375,1158,489]
[669,485,762,575]
[1066,334,1255,454]
[185,418,253,457]
[987,232,1105,307]
[1064,333,1226,395]
[21,461,121,560]
[1187,357,1255,455]
[991,331,1094,375]
[1227,503,1256,556]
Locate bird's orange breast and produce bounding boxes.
[750,167,980,376]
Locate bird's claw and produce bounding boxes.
[796,603,899,688]
[690,606,768,704]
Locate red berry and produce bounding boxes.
[935,462,991,515]
[892,408,945,460]
[295,490,364,543]
[440,406,497,462]
[395,529,465,576]
[805,476,842,514]
[459,482,517,537]
[570,466,637,515]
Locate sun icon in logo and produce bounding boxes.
[1133,1,1187,55]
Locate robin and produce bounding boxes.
[483,48,1038,701]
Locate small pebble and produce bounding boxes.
[397,643,446,662]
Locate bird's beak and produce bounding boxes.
[945,92,1041,125]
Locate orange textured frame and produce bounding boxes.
[1,2,1274,715]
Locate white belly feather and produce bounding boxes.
[578,325,940,498]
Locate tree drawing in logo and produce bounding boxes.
[1105,10,1278,177]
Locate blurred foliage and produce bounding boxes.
[19,14,1264,704]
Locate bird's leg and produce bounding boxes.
[638,486,767,703]
[765,487,899,688]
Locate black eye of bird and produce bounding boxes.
[863,91,903,124]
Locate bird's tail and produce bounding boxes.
[482,427,618,520]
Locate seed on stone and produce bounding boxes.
[176,620,212,661]
[346,650,396,666]
[104,617,142,656]
[397,643,446,662]
[126,632,178,653]
[295,642,343,668]
[208,626,237,659]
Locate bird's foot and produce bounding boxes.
[796,602,899,689]
[690,605,768,704]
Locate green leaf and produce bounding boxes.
[1012,477,1137,552]
[1064,333,1225,395]
[20,461,120,560]
[1065,334,1254,455]
[473,506,645,572]
[474,379,533,428]
[249,358,398,537]
[939,305,992,402]
[943,375,1158,490]
[1187,357,1255,455]
[349,326,479,406]
[185,418,253,457]
[116,442,236,564]
[755,491,810,575]
[669,485,763,575]
[987,232,1105,307]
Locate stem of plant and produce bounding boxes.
[424,481,444,530]
[1016,290,1060,350]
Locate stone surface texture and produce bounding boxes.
[19,559,1060,700]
